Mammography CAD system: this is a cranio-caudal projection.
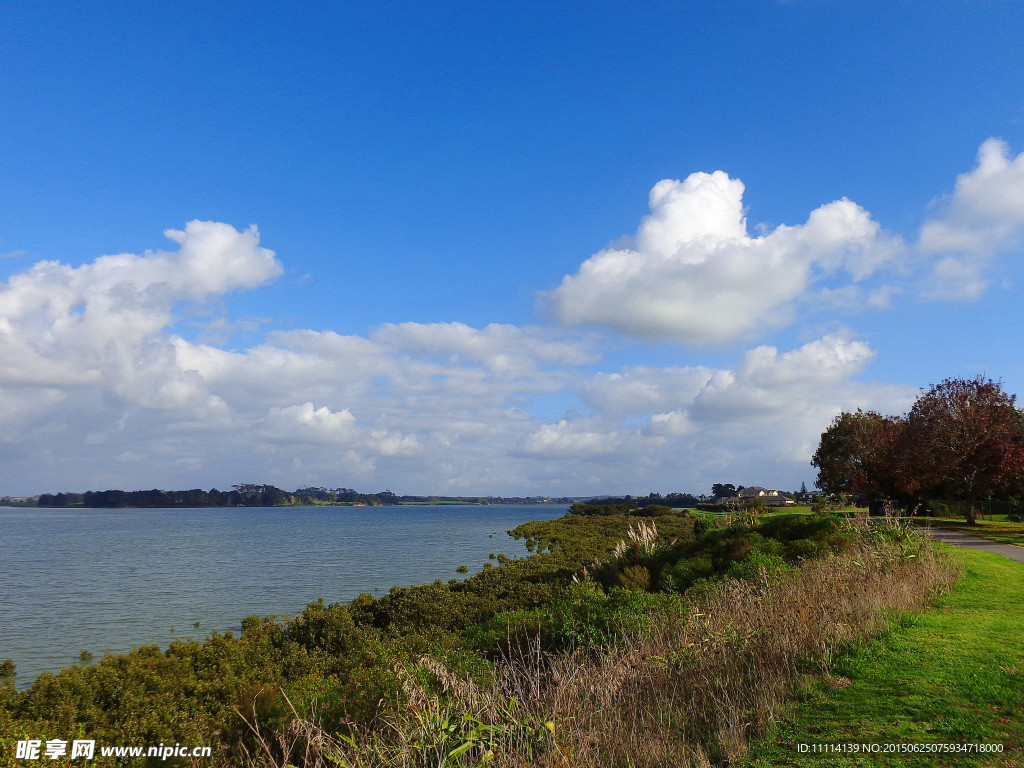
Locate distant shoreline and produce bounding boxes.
[3,500,566,509]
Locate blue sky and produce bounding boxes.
[2,1,1024,497]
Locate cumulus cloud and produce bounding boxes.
[580,365,712,419]
[542,170,900,344]
[0,226,604,492]
[569,333,911,487]
[919,138,1024,299]
[0,221,281,391]
[544,139,1024,342]
[263,403,358,444]
[521,417,620,457]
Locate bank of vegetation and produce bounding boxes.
[1,504,956,767]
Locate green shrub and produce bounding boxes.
[659,554,715,592]
[287,599,377,659]
[618,564,652,591]
[641,504,675,517]
[726,551,792,583]
[569,502,637,516]
[927,499,968,518]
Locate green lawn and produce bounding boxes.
[744,545,1024,767]
[913,517,1024,547]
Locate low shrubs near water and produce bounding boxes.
[0,512,958,767]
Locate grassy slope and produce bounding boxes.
[745,545,1024,768]
[914,517,1024,547]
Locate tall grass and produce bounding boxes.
[246,521,959,768]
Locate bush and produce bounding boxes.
[618,565,652,591]
[641,504,676,517]
[726,551,792,584]
[287,599,376,658]
[659,554,715,592]
[570,502,637,516]
[927,499,968,518]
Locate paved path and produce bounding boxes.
[919,526,1024,564]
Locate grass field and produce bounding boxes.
[689,505,818,516]
[743,544,1024,767]
[913,517,1024,547]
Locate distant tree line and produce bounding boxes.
[571,491,702,512]
[292,487,400,505]
[38,485,298,508]
[30,486,577,508]
[35,485,401,508]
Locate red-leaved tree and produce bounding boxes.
[811,410,906,499]
[812,376,1024,521]
[903,376,1024,516]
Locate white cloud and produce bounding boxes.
[521,418,620,457]
[544,139,1024,342]
[0,228,599,492]
[919,138,1024,299]
[645,410,694,437]
[263,402,357,444]
[580,366,712,419]
[542,170,900,344]
[371,322,595,371]
[0,221,281,390]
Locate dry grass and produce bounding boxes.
[245,522,959,768]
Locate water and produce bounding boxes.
[0,504,567,688]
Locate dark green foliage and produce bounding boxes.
[569,502,638,516]
[575,491,702,510]
[285,599,374,658]
[569,501,682,517]
[467,582,678,654]
[642,504,676,516]
[660,554,715,592]
[583,512,857,595]
[927,499,969,518]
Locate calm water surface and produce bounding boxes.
[0,504,567,687]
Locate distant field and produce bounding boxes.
[913,516,1024,547]
[691,506,825,517]
[744,544,1024,767]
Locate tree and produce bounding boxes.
[811,410,906,499]
[904,376,1024,517]
[711,483,736,499]
[812,377,1024,523]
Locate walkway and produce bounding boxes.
[920,526,1024,564]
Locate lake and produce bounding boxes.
[0,503,567,688]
